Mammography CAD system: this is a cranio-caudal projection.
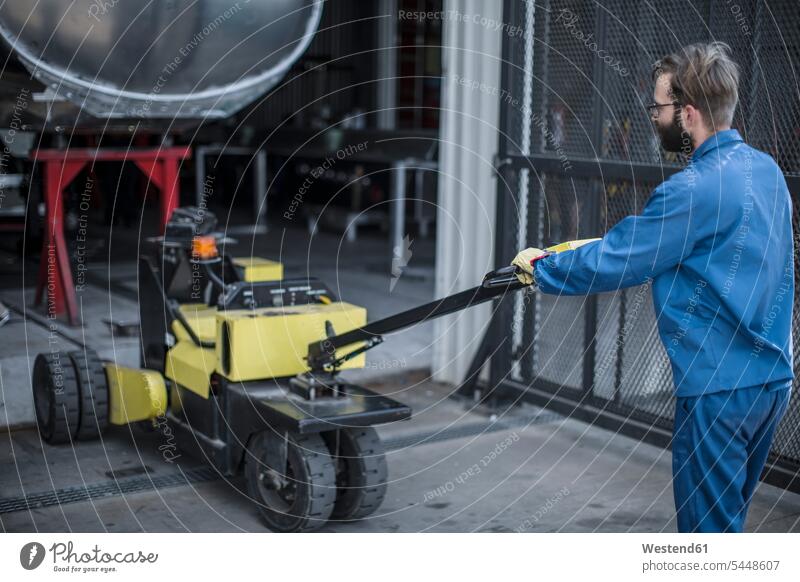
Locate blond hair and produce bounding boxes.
[653,42,740,129]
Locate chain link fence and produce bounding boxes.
[494,0,800,490]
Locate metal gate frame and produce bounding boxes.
[483,0,800,493]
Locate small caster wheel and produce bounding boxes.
[32,352,80,444]
[245,431,336,532]
[323,427,388,521]
[67,349,109,440]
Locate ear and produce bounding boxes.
[681,104,701,130]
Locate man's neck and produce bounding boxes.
[692,125,731,151]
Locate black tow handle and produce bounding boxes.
[306,265,530,372]
[481,265,522,288]
[305,239,603,372]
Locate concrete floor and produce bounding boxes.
[2,220,800,532]
[3,377,800,532]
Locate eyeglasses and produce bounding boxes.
[647,100,681,117]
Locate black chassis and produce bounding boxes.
[166,374,411,476]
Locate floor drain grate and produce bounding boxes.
[0,466,220,514]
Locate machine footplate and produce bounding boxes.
[228,379,411,434]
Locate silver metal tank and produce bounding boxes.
[0,0,322,121]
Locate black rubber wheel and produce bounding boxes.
[67,349,109,440]
[323,427,388,521]
[245,431,336,532]
[32,352,80,444]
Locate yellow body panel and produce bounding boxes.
[165,336,216,399]
[176,303,217,342]
[233,257,283,282]
[105,363,167,425]
[168,306,217,398]
[217,301,367,381]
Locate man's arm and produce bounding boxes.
[533,178,700,295]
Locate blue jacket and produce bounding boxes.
[534,130,795,397]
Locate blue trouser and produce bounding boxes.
[672,386,791,532]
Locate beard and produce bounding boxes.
[656,111,692,154]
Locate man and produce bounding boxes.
[513,42,794,533]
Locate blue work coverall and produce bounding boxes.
[533,129,794,532]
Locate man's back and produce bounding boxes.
[652,129,795,396]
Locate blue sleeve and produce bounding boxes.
[534,179,699,295]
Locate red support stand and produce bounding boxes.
[31,147,191,325]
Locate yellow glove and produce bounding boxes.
[511,247,547,285]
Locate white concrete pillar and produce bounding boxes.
[432,0,504,384]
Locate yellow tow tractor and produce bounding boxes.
[32,206,596,531]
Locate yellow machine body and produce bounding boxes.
[218,302,367,382]
[105,363,167,425]
[232,257,283,282]
[163,293,367,395]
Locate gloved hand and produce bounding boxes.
[511,247,548,285]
